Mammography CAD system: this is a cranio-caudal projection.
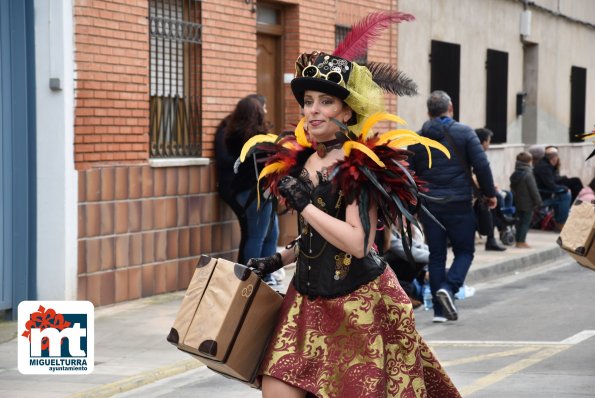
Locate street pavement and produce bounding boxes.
[0,230,580,397]
[112,256,595,397]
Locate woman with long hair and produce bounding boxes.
[214,94,280,285]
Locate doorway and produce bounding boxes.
[485,49,509,144]
[569,66,586,143]
[256,5,283,133]
[430,40,460,121]
[256,4,297,246]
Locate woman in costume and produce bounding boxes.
[241,12,461,398]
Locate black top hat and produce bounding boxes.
[291,53,352,107]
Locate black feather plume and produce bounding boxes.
[366,62,418,97]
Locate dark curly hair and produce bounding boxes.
[224,94,267,157]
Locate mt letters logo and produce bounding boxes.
[18,301,94,374]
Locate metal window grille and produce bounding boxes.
[335,25,367,65]
[149,0,202,157]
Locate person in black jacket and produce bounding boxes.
[475,128,507,251]
[409,90,497,323]
[533,149,571,230]
[545,145,583,202]
[214,94,280,285]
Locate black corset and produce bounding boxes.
[292,174,386,299]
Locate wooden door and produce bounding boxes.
[257,33,281,132]
[256,11,297,246]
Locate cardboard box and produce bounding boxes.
[167,256,284,387]
[558,200,595,270]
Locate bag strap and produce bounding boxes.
[441,122,482,197]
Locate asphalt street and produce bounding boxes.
[111,257,595,398]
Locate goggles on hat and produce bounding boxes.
[301,65,345,86]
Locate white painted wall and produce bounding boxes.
[397,0,595,143]
[396,0,595,185]
[34,0,78,300]
[396,0,526,135]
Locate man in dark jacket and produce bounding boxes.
[409,90,497,323]
[532,151,571,229]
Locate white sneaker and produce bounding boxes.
[432,316,447,323]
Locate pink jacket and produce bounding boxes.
[577,187,595,202]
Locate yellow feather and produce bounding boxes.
[343,141,386,167]
[376,129,420,146]
[421,138,451,159]
[258,161,286,180]
[239,133,278,162]
[416,137,451,168]
[295,117,311,148]
[386,136,425,148]
[382,134,450,168]
[360,112,407,139]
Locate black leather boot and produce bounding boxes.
[485,237,507,251]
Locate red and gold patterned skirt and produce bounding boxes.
[260,268,461,398]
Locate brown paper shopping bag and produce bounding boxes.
[558,200,595,270]
[167,255,283,387]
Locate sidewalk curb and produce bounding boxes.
[0,320,17,344]
[2,246,567,397]
[465,246,566,284]
[65,359,203,398]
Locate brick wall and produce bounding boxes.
[200,0,259,158]
[73,0,400,167]
[77,164,241,305]
[74,0,150,170]
[74,0,402,306]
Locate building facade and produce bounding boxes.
[1,0,404,315]
[396,0,595,188]
[1,0,593,316]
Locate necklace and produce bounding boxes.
[313,138,345,158]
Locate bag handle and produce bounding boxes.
[441,122,483,198]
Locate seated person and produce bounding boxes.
[545,145,584,202]
[527,144,545,166]
[533,150,572,229]
[475,128,506,251]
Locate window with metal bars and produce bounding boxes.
[149,0,202,158]
[335,25,367,65]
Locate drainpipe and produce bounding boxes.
[520,0,532,43]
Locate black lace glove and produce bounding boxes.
[246,253,283,277]
[278,176,311,212]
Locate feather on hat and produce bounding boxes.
[291,11,418,135]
